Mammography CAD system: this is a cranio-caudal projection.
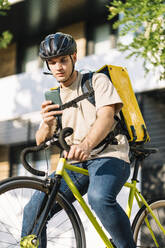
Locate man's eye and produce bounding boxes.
[61,58,67,63]
[49,62,55,65]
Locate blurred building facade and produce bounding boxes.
[0,0,165,202]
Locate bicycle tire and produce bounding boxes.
[0,176,86,248]
[132,199,165,247]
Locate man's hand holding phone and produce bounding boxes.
[41,100,62,127]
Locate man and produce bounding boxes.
[22,32,136,248]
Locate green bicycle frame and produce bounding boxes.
[56,158,165,248]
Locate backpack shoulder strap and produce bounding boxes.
[81,72,95,106]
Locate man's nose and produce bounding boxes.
[56,62,62,70]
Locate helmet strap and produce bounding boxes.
[46,61,50,71]
[69,55,75,77]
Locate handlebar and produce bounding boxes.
[59,127,73,152]
[20,127,73,177]
[21,127,158,177]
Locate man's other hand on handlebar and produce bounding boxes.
[64,141,91,162]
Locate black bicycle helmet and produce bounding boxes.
[39,32,77,60]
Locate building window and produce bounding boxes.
[86,22,117,56]
[21,45,42,73]
[93,23,110,55]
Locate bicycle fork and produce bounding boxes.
[20,165,63,247]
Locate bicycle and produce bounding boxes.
[0,127,164,248]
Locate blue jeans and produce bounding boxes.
[22,157,136,248]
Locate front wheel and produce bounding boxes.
[132,199,165,247]
[0,176,86,248]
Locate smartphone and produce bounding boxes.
[44,88,62,106]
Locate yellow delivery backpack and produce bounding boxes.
[96,64,150,145]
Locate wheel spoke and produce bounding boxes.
[0,177,85,248]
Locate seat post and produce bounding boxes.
[131,156,143,182]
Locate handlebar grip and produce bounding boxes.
[20,142,46,177]
[59,127,73,152]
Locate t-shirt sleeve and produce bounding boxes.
[92,72,123,114]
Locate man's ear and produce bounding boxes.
[72,52,77,63]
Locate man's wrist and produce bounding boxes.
[43,119,57,136]
[81,137,93,152]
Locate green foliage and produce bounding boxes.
[0,0,13,49]
[0,30,13,48]
[0,0,10,15]
[107,0,165,80]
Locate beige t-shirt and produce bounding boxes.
[60,71,130,163]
